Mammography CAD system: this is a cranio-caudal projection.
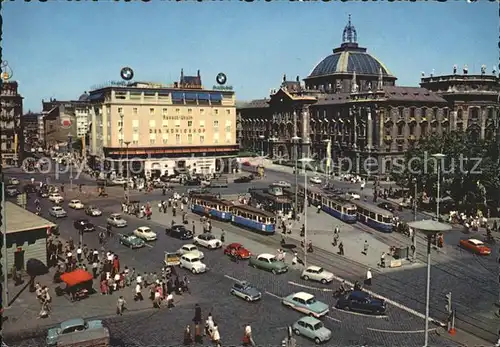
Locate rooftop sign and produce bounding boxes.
[213,85,233,91]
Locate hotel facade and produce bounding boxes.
[87,70,238,177]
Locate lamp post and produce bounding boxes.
[292,136,301,216]
[408,220,452,347]
[259,135,265,158]
[299,157,313,267]
[323,138,331,182]
[124,141,131,178]
[432,153,446,221]
[412,178,418,261]
[120,113,124,175]
[68,135,73,190]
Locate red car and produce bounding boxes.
[224,243,251,259]
[459,238,491,255]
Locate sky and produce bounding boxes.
[3,1,497,112]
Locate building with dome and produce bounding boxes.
[237,16,500,176]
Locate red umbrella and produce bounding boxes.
[60,269,93,287]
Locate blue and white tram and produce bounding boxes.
[299,184,324,207]
[321,195,357,223]
[353,201,394,233]
[230,204,276,234]
[190,194,233,221]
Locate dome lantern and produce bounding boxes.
[342,14,357,44]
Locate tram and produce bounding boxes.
[298,184,324,206]
[190,194,233,221]
[249,186,293,218]
[321,195,357,223]
[231,204,276,234]
[353,200,394,233]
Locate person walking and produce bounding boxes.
[212,324,221,347]
[338,241,344,256]
[242,325,256,346]
[116,296,126,315]
[365,268,372,286]
[362,240,369,255]
[183,325,193,345]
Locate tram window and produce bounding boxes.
[383,216,392,224]
[369,212,376,219]
[347,208,356,215]
[377,215,383,222]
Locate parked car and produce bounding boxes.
[459,238,491,255]
[5,185,20,197]
[184,179,201,186]
[249,253,288,274]
[133,226,157,241]
[111,177,128,185]
[119,232,146,249]
[234,175,254,183]
[165,224,193,240]
[49,206,67,218]
[230,280,261,302]
[106,213,127,227]
[377,202,395,213]
[223,243,251,259]
[8,177,20,185]
[46,318,104,346]
[85,206,102,217]
[292,316,332,345]
[282,292,329,318]
[179,253,207,274]
[336,290,387,314]
[48,193,64,203]
[188,187,210,196]
[272,180,291,188]
[309,177,322,184]
[68,199,85,210]
[73,219,95,232]
[177,244,204,259]
[300,266,334,284]
[193,233,222,249]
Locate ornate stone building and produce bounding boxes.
[237,17,500,174]
[0,81,23,166]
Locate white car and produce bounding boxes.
[193,233,222,249]
[68,199,85,210]
[273,181,291,188]
[48,193,64,203]
[346,191,361,200]
[178,244,204,259]
[309,177,322,184]
[179,253,207,274]
[9,178,20,185]
[301,266,334,284]
[133,226,157,241]
[106,213,127,227]
[49,206,67,218]
[112,177,128,185]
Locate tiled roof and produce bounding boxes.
[315,93,351,105]
[382,86,447,103]
[237,98,269,109]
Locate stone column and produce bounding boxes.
[378,109,384,149]
[367,107,373,150]
[301,105,311,159]
[481,107,487,140]
[350,108,358,149]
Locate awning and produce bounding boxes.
[198,93,209,100]
[185,92,197,100]
[60,269,93,287]
[210,93,222,102]
[172,92,184,100]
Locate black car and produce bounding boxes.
[5,185,20,197]
[336,290,386,314]
[165,224,194,240]
[73,219,96,232]
[234,175,254,183]
[184,179,201,186]
[377,202,396,213]
[23,184,37,193]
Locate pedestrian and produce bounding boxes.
[193,303,202,325]
[116,296,126,315]
[379,252,386,268]
[365,268,372,286]
[292,253,297,265]
[205,313,214,337]
[220,230,225,243]
[76,246,82,263]
[183,325,193,345]
[135,283,143,301]
[212,324,221,346]
[316,205,321,214]
[166,292,174,309]
[333,233,339,247]
[153,289,162,308]
[362,240,369,255]
[338,242,344,256]
[192,221,196,235]
[242,325,256,346]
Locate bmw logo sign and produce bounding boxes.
[120,67,134,81]
[216,72,227,85]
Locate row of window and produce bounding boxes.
[116,107,232,116]
[118,134,233,146]
[117,120,232,128]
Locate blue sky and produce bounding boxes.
[4,1,496,112]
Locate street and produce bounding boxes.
[1,165,491,346]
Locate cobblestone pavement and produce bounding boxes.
[2,168,492,346]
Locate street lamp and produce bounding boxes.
[259,135,265,157]
[408,220,452,347]
[292,136,301,217]
[299,157,314,267]
[124,141,131,178]
[120,113,124,175]
[432,153,446,221]
[68,135,73,190]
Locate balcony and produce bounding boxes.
[384,135,392,142]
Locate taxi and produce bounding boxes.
[459,238,491,255]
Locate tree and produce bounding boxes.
[391,131,500,210]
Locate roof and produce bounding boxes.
[298,316,322,324]
[257,253,275,259]
[232,204,276,217]
[382,86,447,103]
[408,220,452,232]
[306,265,322,271]
[6,202,55,234]
[293,292,315,301]
[237,98,270,109]
[467,239,483,245]
[60,318,86,330]
[309,50,393,78]
[353,200,393,216]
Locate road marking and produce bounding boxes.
[224,274,241,282]
[330,306,387,319]
[265,291,282,300]
[327,274,445,327]
[367,327,436,334]
[288,281,333,292]
[325,315,341,323]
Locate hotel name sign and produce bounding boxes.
[164,116,193,120]
[213,85,233,91]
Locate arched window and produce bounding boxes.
[469,108,479,121]
[457,109,463,120]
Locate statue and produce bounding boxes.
[481,65,486,75]
[463,64,468,75]
[377,67,383,90]
[421,71,425,78]
[351,71,358,93]
[336,80,342,92]
[430,69,435,77]
[453,65,457,74]
[283,74,287,82]
[367,82,372,91]
[493,66,497,75]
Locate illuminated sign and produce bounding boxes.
[213,85,233,91]
[90,80,129,90]
[164,116,193,120]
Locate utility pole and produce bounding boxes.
[1,183,8,308]
[68,135,73,191]
[445,292,452,331]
